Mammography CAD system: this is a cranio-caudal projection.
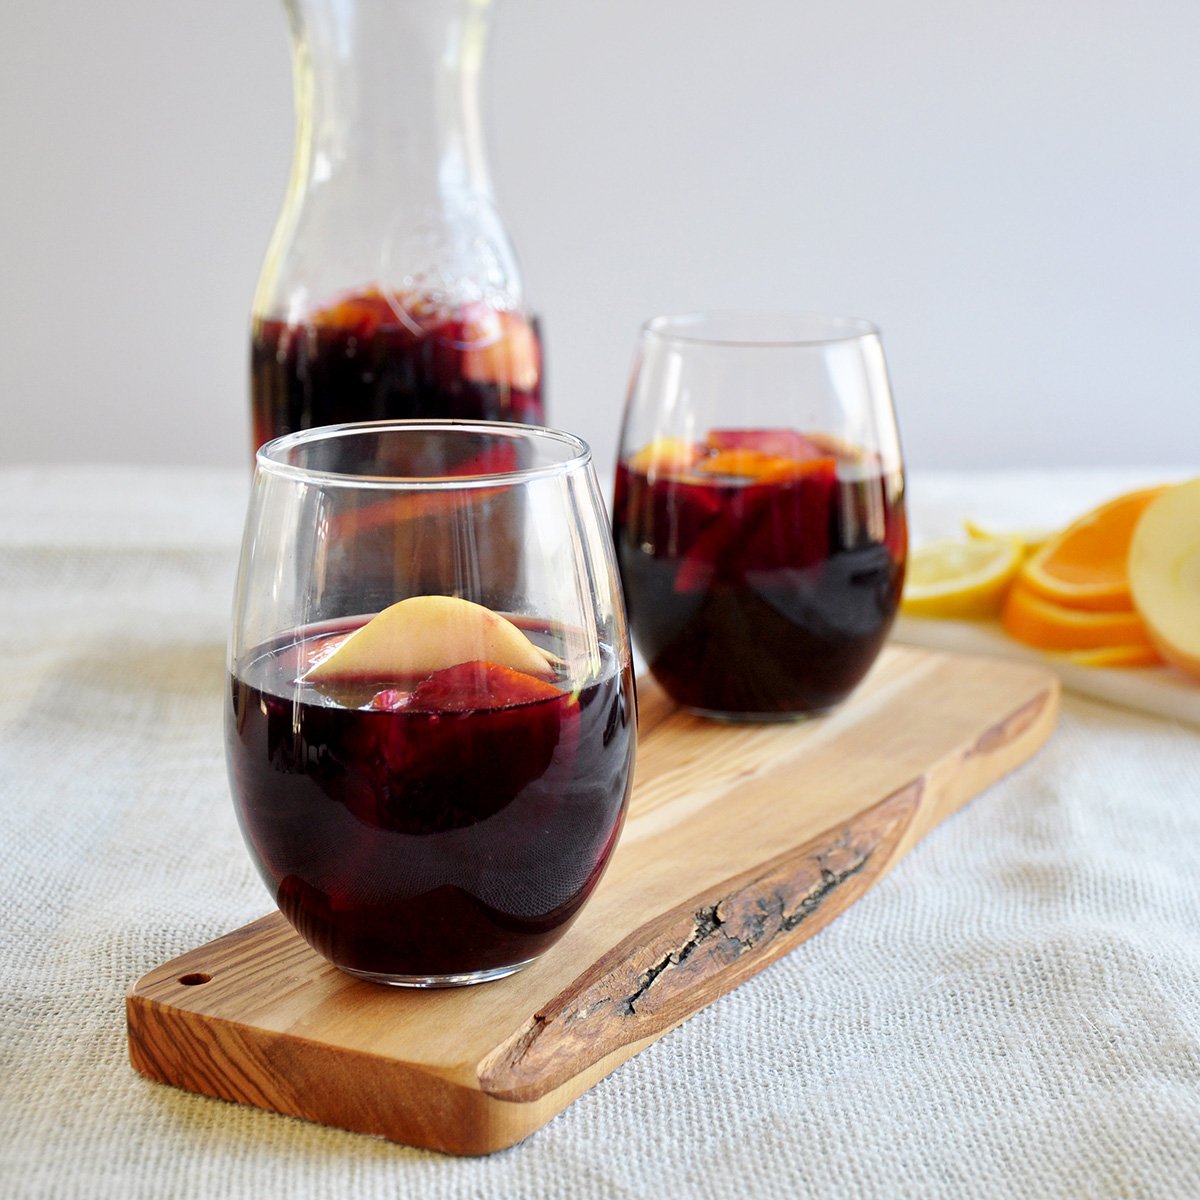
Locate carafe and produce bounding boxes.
[250,0,542,452]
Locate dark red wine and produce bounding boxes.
[612,431,907,717]
[226,623,634,981]
[251,288,544,451]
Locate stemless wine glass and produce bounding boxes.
[613,313,907,721]
[225,421,636,987]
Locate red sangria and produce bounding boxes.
[226,423,635,986]
[227,614,633,982]
[251,288,543,450]
[613,429,907,717]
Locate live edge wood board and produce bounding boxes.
[127,645,1059,1156]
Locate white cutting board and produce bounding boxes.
[893,616,1200,728]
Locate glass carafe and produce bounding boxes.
[250,0,543,453]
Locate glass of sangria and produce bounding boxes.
[226,422,636,987]
[613,313,907,721]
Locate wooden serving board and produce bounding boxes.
[127,646,1058,1156]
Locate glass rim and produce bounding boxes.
[641,311,880,349]
[254,420,593,490]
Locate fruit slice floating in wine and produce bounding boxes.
[305,594,554,684]
[406,661,568,711]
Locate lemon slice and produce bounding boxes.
[963,519,1053,559]
[902,536,1023,619]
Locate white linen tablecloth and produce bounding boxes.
[2,465,1199,1200]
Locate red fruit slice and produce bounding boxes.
[672,462,840,590]
[408,661,567,712]
[672,480,778,591]
[736,466,838,572]
[706,429,827,461]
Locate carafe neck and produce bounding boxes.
[286,0,495,202]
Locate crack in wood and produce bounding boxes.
[789,848,874,929]
[478,785,922,1102]
[619,843,873,1017]
[618,906,723,1017]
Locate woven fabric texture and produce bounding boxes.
[2,465,1198,1200]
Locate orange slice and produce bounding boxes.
[460,310,541,390]
[696,448,833,483]
[1019,486,1168,611]
[1001,581,1155,652]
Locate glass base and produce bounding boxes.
[683,704,835,724]
[338,957,538,989]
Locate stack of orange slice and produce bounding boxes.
[999,487,1167,666]
[902,485,1184,668]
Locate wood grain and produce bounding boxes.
[127,646,1058,1155]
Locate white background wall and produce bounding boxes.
[3,0,1198,478]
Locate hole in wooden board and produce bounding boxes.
[177,972,212,986]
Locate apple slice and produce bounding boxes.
[305,595,554,684]
[1128,478,1200,678]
